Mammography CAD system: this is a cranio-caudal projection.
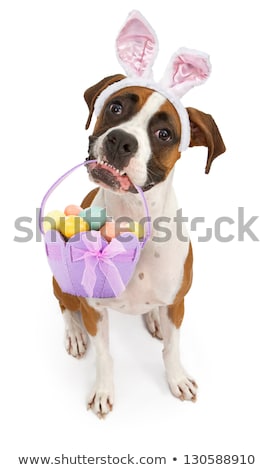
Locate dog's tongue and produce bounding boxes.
[87,161,132,191]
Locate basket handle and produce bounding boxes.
[39,160,151,247]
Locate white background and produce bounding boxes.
[1,0,273,468]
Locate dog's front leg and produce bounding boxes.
[63,309,88,359]
[159,306,197,402]
[85,308,114,419]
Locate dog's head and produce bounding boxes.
[84,11,225,193]
[84,74,225,193]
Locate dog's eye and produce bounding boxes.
[155,129,172,141]
[109,102,123,115]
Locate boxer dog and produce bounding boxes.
[52,11,225,418]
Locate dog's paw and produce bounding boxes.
[168,374,198,402]
[64,317,88,359]
[144,309,163,340]
[87,385,114,419]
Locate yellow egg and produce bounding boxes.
[59,215,90,238]
[43,210,65,232]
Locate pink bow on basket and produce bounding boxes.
[71,232,129,297]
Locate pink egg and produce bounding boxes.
[100,219,144,242]
[64,204,83,216]
[100,221,116,242]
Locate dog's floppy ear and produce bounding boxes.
[186,107,226,174]
[84,74,125,129]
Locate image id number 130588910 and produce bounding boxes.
[181,454,255,465]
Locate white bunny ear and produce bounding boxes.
[159,48,211,98]
[116,10,158,79]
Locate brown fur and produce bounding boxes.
[84,74,125,130]
[187,107,226,173]
[168,243,193,328]
[81,187,99,209]
[156,99,181,175]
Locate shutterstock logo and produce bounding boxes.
[13,207,259,243]
[171,207,259,243]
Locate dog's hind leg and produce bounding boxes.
[83,307,114,419]
[143,308,163,340]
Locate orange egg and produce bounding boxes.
[64,204,83,216]
[100,220,144,242]
[100,221,116,242]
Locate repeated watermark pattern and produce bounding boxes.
[13,207,259,243]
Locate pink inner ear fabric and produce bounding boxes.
[172,54,210,87]
[116,17,156,77]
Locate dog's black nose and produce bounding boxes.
[104,129,138,169]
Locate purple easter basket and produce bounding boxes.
[39,161,151,299]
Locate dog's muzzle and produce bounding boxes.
[103,129,138,170]
[86,129,139,193]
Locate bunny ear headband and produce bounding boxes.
[94,10,211,152]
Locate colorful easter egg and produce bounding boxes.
[100,221,116,242]
[64,204,83,216]
[100,219,144,242]
[59,215,90,238]
[43,210,65,232]
[79,206,107,230]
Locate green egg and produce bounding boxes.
[79,206,107,230]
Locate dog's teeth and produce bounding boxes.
[98,160,124,176]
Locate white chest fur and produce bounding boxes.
[87,171,189,315]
